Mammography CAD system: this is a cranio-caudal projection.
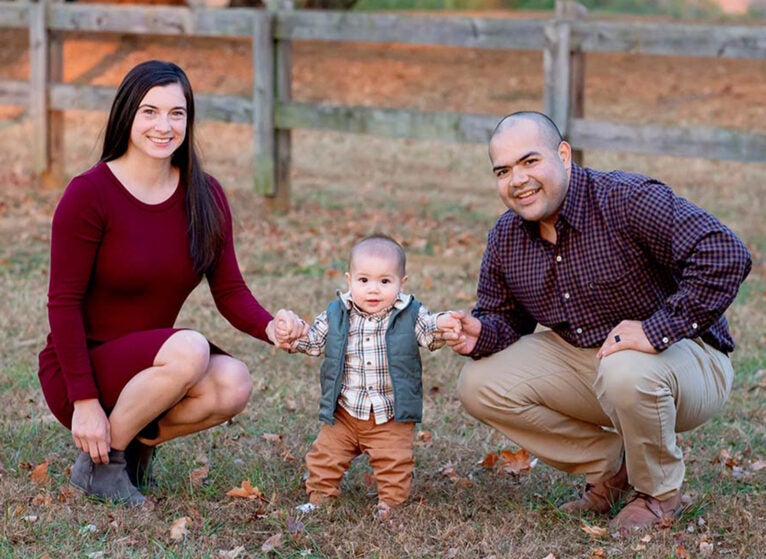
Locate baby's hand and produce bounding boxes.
[436,311,463,338]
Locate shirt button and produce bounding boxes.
[563,293,570,300]
[556,255,562,262]
[576,328,583,334]
[662,337,669,344]
[366,361,372,366]
[692,323,698,330]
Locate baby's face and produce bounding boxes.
[345,253,405,314]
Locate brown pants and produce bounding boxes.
[458,331,732,498]
[305,407,416,507]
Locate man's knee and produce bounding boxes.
[597,350,671,410]
[456,361,490,418]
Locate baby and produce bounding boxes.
[275,234,460,519]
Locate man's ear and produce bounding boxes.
[558,140,572,168]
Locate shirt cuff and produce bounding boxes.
[642,310,703,351]
[67,382,100,405]
[470,319,499,358]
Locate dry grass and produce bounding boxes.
[1,28,765,559]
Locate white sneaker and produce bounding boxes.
[295,502,318,514]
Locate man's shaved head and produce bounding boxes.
[491,111,564,152]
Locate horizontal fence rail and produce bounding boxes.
[0,1,765,208]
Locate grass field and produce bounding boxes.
[1,21,765,559]
[1,122,764,558]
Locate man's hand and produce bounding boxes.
[443,311,481,355]
[597,319,658,359]
[436,311,463,338]
[71,399,111,464]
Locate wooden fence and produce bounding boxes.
[1,0,765,209]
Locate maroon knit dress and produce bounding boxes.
[38,162,273,428]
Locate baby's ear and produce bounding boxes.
[400,275,408,287]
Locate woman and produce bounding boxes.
[37,60,302,506]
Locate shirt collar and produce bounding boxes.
[337,290,411,317]
[557,162,588,233]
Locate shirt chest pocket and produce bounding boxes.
[582,259,664,321]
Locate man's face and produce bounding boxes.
[489,119,572,229]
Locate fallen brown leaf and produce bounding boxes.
[282,449,298,462]
[189,465,210,486]
[169,517,191,541]
[499,448,534,475]
[657,514,675,530]
[439,462,460,481]
[226,480,265,500]
[417,430,433,444]
[261,533,284,552]
[714,448,738,468]
[262,433,283,443]
[478,452,499,469]
[31,493,52,506]
[29,461,50,485]
[580,524,608,539]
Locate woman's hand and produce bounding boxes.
[71,399,111,464]
[266,309,308,349]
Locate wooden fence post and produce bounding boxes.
[559,1,587,165]
[29,0,47,183]
[544,0,586,158]
[267,0,293,212]
[29,0,65,188]
[252,7,276,198]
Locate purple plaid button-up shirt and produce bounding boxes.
[471,163,752,358]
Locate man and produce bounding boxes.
[447,111,751,529]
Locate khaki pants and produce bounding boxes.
[457,331,733,498]
[305,406,415,507]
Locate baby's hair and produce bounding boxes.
[349,234,406,277]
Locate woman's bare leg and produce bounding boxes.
[106,330,212,450]
[142,354,253,445]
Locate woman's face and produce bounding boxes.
[128,83,187,162]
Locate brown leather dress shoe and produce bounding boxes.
[609,491,683,530]
[559,460,630,514]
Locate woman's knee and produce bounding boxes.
[157,330,211,385]
[211,357,252,415]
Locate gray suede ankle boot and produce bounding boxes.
[69,450,145,507]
